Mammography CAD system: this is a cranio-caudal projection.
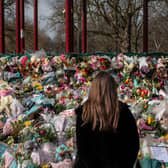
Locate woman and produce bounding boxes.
[74,71,139,168]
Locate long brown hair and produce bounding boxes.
[82,71,119,131]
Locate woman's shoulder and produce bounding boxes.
[75,105,83,116]
[118,101,137,130]
[118,101,135,122]
[119,101,130,111]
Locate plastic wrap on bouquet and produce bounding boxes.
[152,100,168,121]
[40,143,56,164]
[50,159,72,168]
[52,115,67,132]
[31,143,56,165]
[31,150,41,165]
[2,72,21,82]
[0,95,13,117]
[10,99,25,117]
[3,151,15,168]
[3,118,17,135]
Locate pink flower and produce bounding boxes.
[57,87,63,92]
[60,54,67,62]
[91,55,97,59]
[20,56,28,67]
[120,85,125,90]
[91,63,97,69]
[76,68,80,72]
[64,75,68,80]
[74,73,79,79]
[40,130,44,134]
[82,86,86,90]
[79,77,86,84]
[73,95,79,99]
[160,81,164,86]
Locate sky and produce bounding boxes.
[26,0,55,39]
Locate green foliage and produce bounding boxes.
[65,127,75,140]
[35,125,57,144]
[54,103,66,115]
[11,120,25,137]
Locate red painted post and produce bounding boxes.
[34,0,38,52]
[82,0,87,53]
[0,0,4,53]
[16,0,20,53]
[20,0,24,53]
[143,0,148,53]
[71,0,74,52]
[65,0,74,53]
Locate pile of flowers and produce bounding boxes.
[0,53,167,167]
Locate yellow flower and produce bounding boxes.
[81,69,87,76]
[147,116,153,125]
[87,76,92,81]
[125,78,131,84]
[83,91,87,96]
[42,164,50,168]
[32,82,43,90]
[36,85,43,90]
[165,134,168,140]
[8,137,14,145]
[86,81,91,87]
[24,121,31,127]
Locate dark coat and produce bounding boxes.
[74,101,139,168]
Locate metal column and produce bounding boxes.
[128,14,132,52]
[0,0,4,53]
[16,0,20,53]
[20,0,25,53]
[143,0,148,53]
[82,0,87,53]
[65,0,74,53]
[34,0,38,52]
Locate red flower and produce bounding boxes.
[61,96,66,100]
[140,93,144,97]
[69,94,73,98]
[59,152,65,157]
[118,73,122,78]
[144,105,147,109]
[143,90,148,96]
[100,65,106,70]
[99,58,105,63]
[160,96,164,100]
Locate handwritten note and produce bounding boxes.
[150,146,168,163]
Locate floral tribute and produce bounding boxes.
[0,53,167,167]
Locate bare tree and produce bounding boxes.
[47,0,168,53]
